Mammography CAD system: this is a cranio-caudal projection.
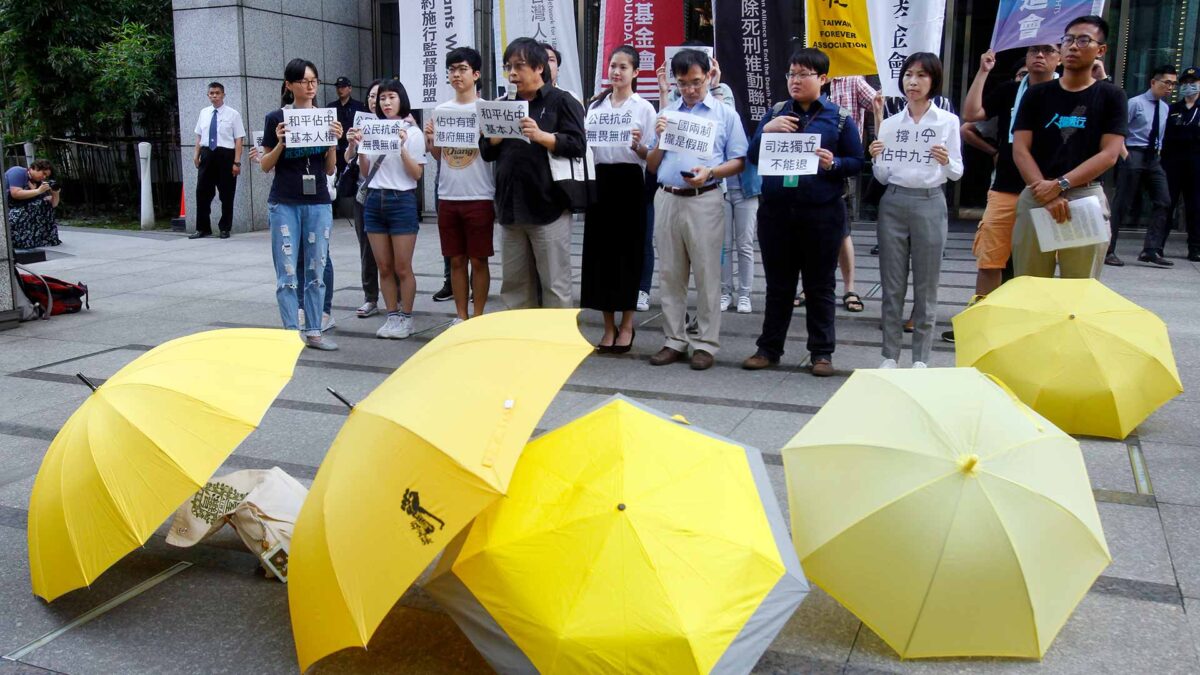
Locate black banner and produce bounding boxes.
[712,0,797,135]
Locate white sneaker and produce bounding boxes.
[720,294,732,311]
[396,314,414,338]
[736,296,751,314]
[376,314,411,339]
[450,317,465,327]
[321,312,335,332]
[912,361,928,369]
[879,358,898,369]
[636,291,650,312]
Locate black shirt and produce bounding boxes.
[1013,80,1128,181]
[981,81,1023,194]
[262,109,332,205]
[330,97,369,140]
[1164,100,1200,156]
[480,85,586,225]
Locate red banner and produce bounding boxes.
[594,0,684,101]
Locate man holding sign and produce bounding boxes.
[645,48,748,371]
[742,48,863,377]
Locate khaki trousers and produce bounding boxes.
[1012,185,1108,280]
[654,188,725,354]
[499,213,574,309]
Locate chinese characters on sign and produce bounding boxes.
[476,100,530,142]
[659,112,716,158]
[867,0,946,97]
[875,122,948,169]
[595,0,683,100]
[989,0,1104,52]
[432,109,481,149]
[400,0,474,108]
[494,0,584,98]
[283,108,338,148]
[357,119,411,155]
[586,109,636,147]
[758,133,822,176]
[353,111,376,130]
[737,3,770,123]
[252,131,264,153]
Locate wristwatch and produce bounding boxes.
[232,162,241,167]
[1056,176,1071,194]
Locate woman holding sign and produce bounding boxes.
[581,45,656,353]
[350,79,427,340]
[260,58,343,351]
[869,52,963,369]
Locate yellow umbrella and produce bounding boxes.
[28,328,304,602]
[425,396,808,675]
[288,309,590,671]
[953,276,1182,439]
[783,368,1110,659]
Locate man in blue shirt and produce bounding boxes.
[741,49,863,377]
[645,49,748,371]
[1108,64,1177,267]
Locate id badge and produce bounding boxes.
[302,174,317,195]
[783,175,799,188]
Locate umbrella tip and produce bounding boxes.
[75,373,99,392]
[617,503,626,511]
[958,454,980,476]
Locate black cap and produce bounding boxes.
[335,77,352,87]
[1181,67,1199,83]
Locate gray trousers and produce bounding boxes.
[655,188,725,354]
[499,213,574,309]
[878,186,947,364]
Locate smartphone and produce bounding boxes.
[680,170,696,179]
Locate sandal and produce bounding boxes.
[842,292,864,313]
[794,292,806,308]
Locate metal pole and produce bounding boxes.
[22,142,34,166]
[138,142,154,230]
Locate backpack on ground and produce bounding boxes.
[15,264,88,317]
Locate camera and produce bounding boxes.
[45,179,58,190]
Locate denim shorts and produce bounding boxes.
[363,188,419,235]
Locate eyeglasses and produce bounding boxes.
[502,61,528,73]
[1154,79,1178,87]
[786,71,820,81]
[1026,46,1058,55]
[1059,35,1103,47]
[290,78,320,87]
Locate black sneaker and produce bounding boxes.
[941,330,955,344]
[870,244,880,255]
[432,280,453,302]
[1104,253,1124,267]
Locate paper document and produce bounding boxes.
[1031,195,1109,252]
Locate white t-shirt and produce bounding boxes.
[368,121,427,191]
[588,93,657,166]
[433,100,496,201]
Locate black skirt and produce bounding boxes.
[580,163,647,312]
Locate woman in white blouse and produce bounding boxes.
[581,45,657,354]
[869,52,963,369]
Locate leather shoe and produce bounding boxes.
[219,231,230,239]
[649,347,685,366]
[188,231,210,239]
[742,352,778,370]
[690,350,715,371]
[1104,253,1124,267]
[811,358,835,377]
[1137,252,1174,267]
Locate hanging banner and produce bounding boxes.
[713,0,795,134]
[867,0,947,98]
[990,0,1106,53]
[397,0,476,109]
[805,0,876,79]
[493,0,583,100]
[594,0,685,100]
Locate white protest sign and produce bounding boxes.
[867,0,947,98]
[1032,196,1110,252]
[664,46,714,85]
[476,100,529,142]
[659,111,716,158]
[586,108,635,148]
[252,131,264,153]
[353,111,376,129]
[493,0,583,100]
[758,133,821,176]
[398,0,475,108]
[875,122,948,170]
[357,119,410,155]
[432,108,480,149]
[283,108,337,148]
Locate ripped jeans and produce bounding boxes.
[269,202,333,335]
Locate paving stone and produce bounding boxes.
[1160,504,1200,599]
[1079,439,1138,494]
[1142,442,1200,507]
[1097,502,1177,586]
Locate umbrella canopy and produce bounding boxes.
[28,328,304,601]
[783,368,1110,659]
[288,309,590,671]
[953,276,1182,439]
[426,396,808,675]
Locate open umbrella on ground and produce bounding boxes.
[953,276,1182,439]
[425,396,808,674]
[28,328,304,602]
[783,368,1110,659]
[288,309,590,671]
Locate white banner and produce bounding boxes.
[866,0,947,98]
[398,0,476,109]
[662,46,714,85]
[875,121,949,170]
[432,108,480,148]
[476,100,530,141]
[358,119,412,155]
[353,111,376,129]
[493,0,583,100]
[659,111,716,159]
[586,108,635,147]
[283,108,337,148]
[758,133,821,176]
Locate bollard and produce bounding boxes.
[22,142,35,167]
[138,142,154,230]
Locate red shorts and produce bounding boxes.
[437,200,495,258]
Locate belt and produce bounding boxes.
[660,183,719,197]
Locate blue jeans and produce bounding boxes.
[270,202,333,335]
[295,247,333,314]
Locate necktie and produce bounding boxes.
[207,108,219,150]
[1149,100,1160,155]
